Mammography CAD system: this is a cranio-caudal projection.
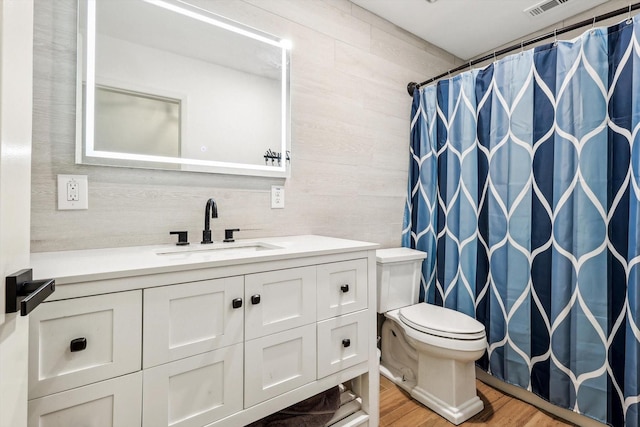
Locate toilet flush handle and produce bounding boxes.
[340,284,349,293]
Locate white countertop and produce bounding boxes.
[30,235,378,285]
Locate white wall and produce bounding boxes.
[31,0,460,252]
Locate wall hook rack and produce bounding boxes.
[264,148,290,166]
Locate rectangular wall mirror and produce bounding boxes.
[77,0,291,177]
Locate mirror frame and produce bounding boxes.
[76,0,291,178]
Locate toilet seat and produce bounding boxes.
[398,303,485,341]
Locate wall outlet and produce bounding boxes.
[67,181,79,201]
[58,175,88,210]
[271,185,284,209]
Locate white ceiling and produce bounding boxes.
[350,0,610,60]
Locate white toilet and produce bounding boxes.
[377,248,487,425]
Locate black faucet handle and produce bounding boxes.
[224,228,240,243]
[201,229,213,244]
[170,231,189,246]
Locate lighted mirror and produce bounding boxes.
[77,0,291,177]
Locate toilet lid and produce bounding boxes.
[398,303,486,340]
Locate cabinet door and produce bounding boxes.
[28,371,142,427]
[244,324,316,407]
[143,277,244,368]
[245,266,316,340]
[317,259,368,320]
[143,343,243,427]
[317,310,369,378]
[28,291,142,399]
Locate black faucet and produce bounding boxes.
[201,198,218,244]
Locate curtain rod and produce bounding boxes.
[407,2,640,96]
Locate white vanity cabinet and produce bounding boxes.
[27,291,143,426]
[28,372,142,427]
[244,267,318,407]
[244,266,316,339]
[28,235,379,427]
[142,276,244,368]
[245,323,317,407]
[315,259,370,382]
[142,343,244,427]
[317,310,369,379]
[316,259,368,320]
[141,277,245,427]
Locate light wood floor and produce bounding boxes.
[379,375,575,426]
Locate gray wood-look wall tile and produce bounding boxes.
[31,0,458,252]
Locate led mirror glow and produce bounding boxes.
[77,0,291,177]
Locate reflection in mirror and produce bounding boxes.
[77,0,291,177]
[95,86,181,157]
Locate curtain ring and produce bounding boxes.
[493,51,497,62]
[628,4,633,24]
[521,41,524,54]
[592,17,596,29]
[553,29,558,46]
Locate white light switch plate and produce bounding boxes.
[58,175,88,210]
[271,185,284,209]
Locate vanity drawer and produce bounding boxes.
[317,259,368,320]
[244,266,316,340]
[317,310,369,378]
[143,276,244,368]
[245,324,316,408]
[27,372,142,427]
[28,291,142,399]
[28,370,142,427]
[143,343,243,427]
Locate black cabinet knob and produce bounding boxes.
[251,294,261,305]
[232,298,243,309]
[342,338,351,348]
[70,337,87,352]
[340,284,349,293]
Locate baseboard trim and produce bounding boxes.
[475,368,606,427]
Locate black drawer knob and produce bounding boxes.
[70,337,87,352]
[251,294,261,305]
[340,284,349,293]
[232,298,243,309]
[342,338,351,348]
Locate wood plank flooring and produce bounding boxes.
[379,375,575,426]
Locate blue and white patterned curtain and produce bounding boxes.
[402,17,640,426]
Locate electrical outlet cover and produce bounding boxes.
[271,185,284,209]
[58,175,88,210]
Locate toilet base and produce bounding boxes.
[379,362,416,395]
[381,360,483,425]
[380,315,485,425]
[412,385,484,425]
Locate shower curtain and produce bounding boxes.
[402,17,640,426]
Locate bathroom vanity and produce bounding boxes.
[27,235,379,427]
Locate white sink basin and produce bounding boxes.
[155,242,281,256]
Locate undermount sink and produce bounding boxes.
[155,242,281,256]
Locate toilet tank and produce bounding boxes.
[376,248,427,313]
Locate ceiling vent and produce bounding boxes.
[525,0,570,17]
